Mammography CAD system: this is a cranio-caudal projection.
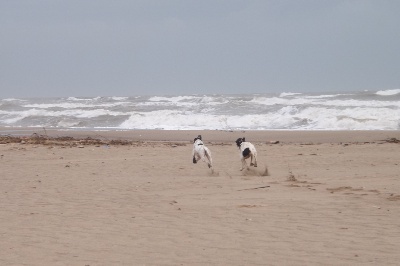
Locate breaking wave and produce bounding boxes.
[1,90,399,130]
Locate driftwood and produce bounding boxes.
[237,185,270,191]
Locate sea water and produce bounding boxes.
[1,89,399,130]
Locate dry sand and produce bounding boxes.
[1,129,400,265]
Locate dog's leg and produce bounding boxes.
[192,149,197,163]
[201,155,206,163]
[249,154,257,167]
[240,158,248,171]
[205,149,212,169]
[193,152,201,164]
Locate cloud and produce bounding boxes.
[1,0,399,97]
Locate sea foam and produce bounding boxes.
[1,91,399,130]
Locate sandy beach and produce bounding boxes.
[1,128,400,265]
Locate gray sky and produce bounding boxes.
[1,0,399,98]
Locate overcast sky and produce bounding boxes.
[1,0,399,98]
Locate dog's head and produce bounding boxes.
[235,137,245,147]
[193,135,202,143]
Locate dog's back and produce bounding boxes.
[193,138,204,150]
[242,147,251,157]
[240,142,256,159]
[236,137,256,155]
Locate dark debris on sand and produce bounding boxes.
[384,138,400,143]
[0,133,137,146]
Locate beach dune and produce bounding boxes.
[1,129,400,265]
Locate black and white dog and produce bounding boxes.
[235,137,258,171]
[192,135,213,169]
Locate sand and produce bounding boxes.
[1,129,400,265]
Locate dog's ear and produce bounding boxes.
[198,135,202,140]
[235,138,242,147]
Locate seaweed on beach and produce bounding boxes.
[0,135,22,144]
[0,133,138,146]
[384,138,400,143]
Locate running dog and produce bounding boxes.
[235,137,258,171]
[192,135,213,169]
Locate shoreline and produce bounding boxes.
[0,127,399,143]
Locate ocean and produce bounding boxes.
[1,89,399,131]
